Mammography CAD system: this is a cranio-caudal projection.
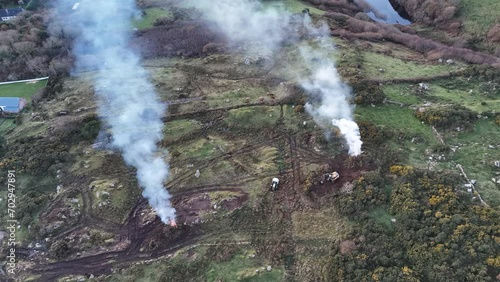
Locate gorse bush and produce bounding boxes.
[414,104,477,130]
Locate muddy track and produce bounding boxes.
[364,69,466,84]
[34,234,204,282]
[33,183,253,280]
[163,102,277,122]
[28,113,286,280]
[288,136,318,209]
[289,137,301,192]
[46,183,93,240]
[167,135,283,188]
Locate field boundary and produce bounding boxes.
[0,77,50,86]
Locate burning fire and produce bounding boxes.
[168,219,177,228]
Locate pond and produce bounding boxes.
[363,0,411,25]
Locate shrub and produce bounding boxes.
[134,21,224,58]
[414,105,477,130]
[49,240,71,259]
[358,121,392,146]
[431,144,451,153]
[0,135,6,158]
[80,119,101,140]
[352,81,386,105]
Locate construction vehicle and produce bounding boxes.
[321,171,340,184]
[270,177,280,191]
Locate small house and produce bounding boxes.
[0,97,27,115]
[0,8,24,21]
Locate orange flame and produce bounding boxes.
[169,220,177,228]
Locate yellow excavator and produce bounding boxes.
[321,171,340,184]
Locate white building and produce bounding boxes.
[0,8,24,21]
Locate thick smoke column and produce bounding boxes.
[70,0,176,222]
[188,0,362,155]
[300,41,363,156]
[190,0,291,52]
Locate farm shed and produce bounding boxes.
[0,97,27,114]
[0,8,24,21]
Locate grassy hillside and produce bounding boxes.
[458,0,500,35]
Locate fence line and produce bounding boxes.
[0,76,50,86]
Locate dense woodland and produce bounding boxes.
[326,169,499,281]
[0,8,72,81]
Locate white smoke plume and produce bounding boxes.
[186,0,297,53]
[186,0,362,156]
[66,0,176,222]
[300,41,363,156]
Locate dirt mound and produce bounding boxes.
[172,190,248,225]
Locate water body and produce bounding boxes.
[363,0,411,25]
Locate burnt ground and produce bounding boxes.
[308,154,376,198]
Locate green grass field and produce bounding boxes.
[106,247,282,282]
[383,77,500,114]
[0,79,47,100]
[431,78,500,113]
[444,120,500,207]
[368,207,394,230]
[0,119,15,135]
[132,7,173,30]
[205,252,283,282]
[383,84,423,105]
[355,105,437,142]
[163,119,202,143]
[363,52,456,80]
[226,106,282,130]
[458,0,500,35]
[267,0,325,15]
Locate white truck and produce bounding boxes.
[271,177,280,191]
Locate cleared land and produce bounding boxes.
[4,3,500,281]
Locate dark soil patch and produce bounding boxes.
[133,20,225,58]
[173,193,211,225]
[309,154,374,197]
[173,191,248,225]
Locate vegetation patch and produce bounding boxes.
[458,0,500,35]
[163,119,202,143]
[264,0,325,15]
[355,105,436,142]
[178,136,228,160]
[0,79,47,100]
[292,209,350,240]
[383,84,423,105]
[414,104,477,130]
[133,8,173,30]
[226,106,281,130]
[0,119,15,135]
[206,251,283,282]
[443,120,500,207]
[431,78,500,113]
[368,207,394,230]
[362,52,456,80]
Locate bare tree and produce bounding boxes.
[13,41,36,54]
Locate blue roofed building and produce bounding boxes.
[0,97,27,115]
[0,8,24,21]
